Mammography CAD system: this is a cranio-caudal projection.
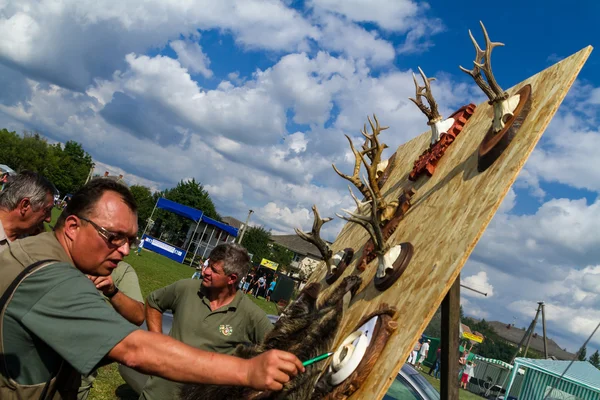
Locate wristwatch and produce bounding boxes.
[105,286,119,299]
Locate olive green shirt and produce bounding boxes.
[1,232,139,386]
[139,279,274,400]
[78,261,144,399]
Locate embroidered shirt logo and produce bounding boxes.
[219,324,233,336]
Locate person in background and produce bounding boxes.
[191,265,202,280]
[0,171,56,253]
[266,276,277,302]
[428,345,441,376]
[415,339,430,370]
[460,360,476,389]
[140,244,276,400]
[255,274,267,298]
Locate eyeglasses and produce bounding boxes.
[78,216,139,249]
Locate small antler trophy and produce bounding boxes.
[295,205,354,284]
[409,67,456,145]
[460,21,533,171]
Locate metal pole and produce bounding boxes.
[142,198,159,238]
[189,223,209,266]
[237,209,254,244]
[523,303,542,358]
[541,302,548,359]
[185,220,200,254]
[460,284,488,296]
[201,228,216,259]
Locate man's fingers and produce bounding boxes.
[273,350,304,374]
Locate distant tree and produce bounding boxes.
[424,307,441,338]
[270,243,294,270]
[589,350,600,369]
[241,226,271,264]
[129,185,156,233]
[577,345,587,361]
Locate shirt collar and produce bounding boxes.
[0,219,8,244]
[198,285,244,311]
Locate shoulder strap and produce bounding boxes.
[0,259,58,312]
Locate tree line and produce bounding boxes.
[1,129,296,271]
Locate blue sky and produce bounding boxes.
[0,0,599,354]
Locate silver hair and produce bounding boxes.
[0,171,57,211]
[208,242,251,284]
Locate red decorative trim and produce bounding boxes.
[409,103,476,181]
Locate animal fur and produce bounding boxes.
[180,275,362,400]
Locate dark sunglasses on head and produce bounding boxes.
[78,216,139,249]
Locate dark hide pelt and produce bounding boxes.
[180,275,362,400]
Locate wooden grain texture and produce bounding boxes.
[306,46,593,399]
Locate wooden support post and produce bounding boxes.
[441,275,460,400]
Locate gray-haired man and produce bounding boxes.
[0,171,56,253]
[141,243,274,400]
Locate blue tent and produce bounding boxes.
[141,197,239,263]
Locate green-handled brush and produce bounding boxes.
[302,352,334,367]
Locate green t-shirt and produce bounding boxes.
[3,262,139,385]
[139,279,274,400]
[103,261,144,304]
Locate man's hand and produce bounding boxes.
[244,350,304,391]
[88,275,116,296]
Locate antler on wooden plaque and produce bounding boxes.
[459,21,520,134]
[296,205,355,284]
[409,67,456,145]
[332,115,398,223]
[337,178,413,291]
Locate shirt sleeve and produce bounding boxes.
[15,264,138,376]
[146,280,184,313]
[114,263,144,303]
[251,310,274,343]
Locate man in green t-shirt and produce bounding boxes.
[0,178,303,400]
[140,243,274,400]
[78,261,146,399]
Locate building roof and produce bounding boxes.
[488,321,576,360]
[515,358,600,393]
[270,234,326,259]
[222,216,244,230]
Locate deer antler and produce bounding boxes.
[337,178,388,256]
[409,67,442,125]
[357,115,395,220]
[459,21,508,103]
[332,135,371,202]
[295,205,334,270]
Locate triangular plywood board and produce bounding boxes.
[306,46,592,399]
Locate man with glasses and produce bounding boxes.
[0,170,56,253]
[0,178,303,400]
[140,243,274,400]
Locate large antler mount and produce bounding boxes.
[459,21,522,135]
[332,115,399,224]
[409,103,477,181]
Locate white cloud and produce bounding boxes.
[462,271,494,298]
[170,39,213,78]
[0,0,318,90]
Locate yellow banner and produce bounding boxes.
[463,332,484,343]
[260,258,279,271]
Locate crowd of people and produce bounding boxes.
[0,171,304,400]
